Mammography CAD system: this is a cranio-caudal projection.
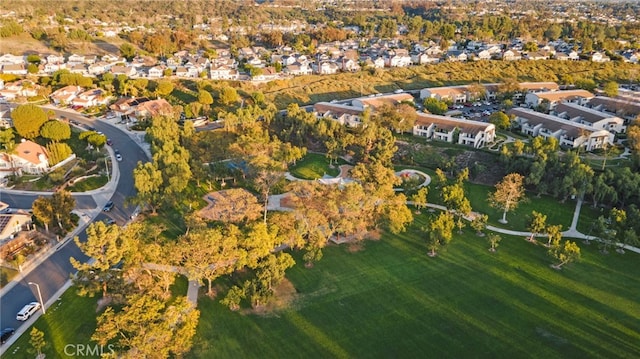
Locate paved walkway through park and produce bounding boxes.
[142,263,200,306]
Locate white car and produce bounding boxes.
[16,302,40,321]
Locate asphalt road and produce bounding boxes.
[0,107,149,335]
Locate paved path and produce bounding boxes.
[141,263,200,306]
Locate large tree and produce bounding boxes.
[488,111,511,129]
[178,226,240,296]
[11,104,48,139]
[71,221,128,298]
[93,294,199,358]
[133,161,163,214]
[40,120,71,141]
[488,173,526,224]
[423,97,448,115]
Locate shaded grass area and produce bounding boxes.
[288,153,340,180]
[66,175,108,192]
[189,214,640,358]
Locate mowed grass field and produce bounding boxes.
[189,213,640,358]
[289,153,340,180]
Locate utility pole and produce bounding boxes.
[28,282,46,314]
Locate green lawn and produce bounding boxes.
[66,175,108,192]
[289,153,340,180]
[6,275,189,358]
[6,289,100,359]
[464,183,581,231]
[189,214,640,358]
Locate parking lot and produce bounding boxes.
[447,100,504,122]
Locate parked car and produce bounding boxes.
[106,138,113,146]
[104,218,116,225]
[103,201,114,212]
[0,328,15,344]
[16,302,40,321]
[114,149,122,162]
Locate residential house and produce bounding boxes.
[0,80,38,99]
[175,66,188,77]
[509,107,612,151]
[514,82,561,102]
[71,88,110,108]
[50,85,83,105]
[412,113,496,148]
[1,64,27,75]
[246,56,265,68]
[554,50,580,61]
[68,63,88,75]
[0,54,24,66]
[210,65,239,80]
[109,97,150,118]
[313,62,339,75]
[0,140,50,178]
[284,62,312,76]
[186,65,202,78]
[447,50,468,62]
[424,45,443,57]
[591,52,610,63]
[67,54,85,66]
[621,51,640,63]
[84,55,98,64]
[133,98,173,120]
[252,67,280,81]
[339,57,360,72]
[524,89,594,110]
[385,53,412,68]
[101,54,120,63]
[314,102,364,128]
[147,66,165,78]
[166,57,181,70]
[46,54,65,66]
[485,44,503,55]
[553,102,626,133]
[111,66,136,77]
[473,50,491,61]
[0,213,32,242]
[88,61,111,75]
[43,61,66,73]
[525,51,550,60]
[502,49,522,61]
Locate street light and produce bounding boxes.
[28,281,46,315]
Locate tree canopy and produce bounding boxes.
[11,104,48,139]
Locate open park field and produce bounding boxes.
[188,213,640,358]
[5,206,639,358]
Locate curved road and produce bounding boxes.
[0,107,149,342]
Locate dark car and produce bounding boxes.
[103,201,114,212]
[1,328,15,344]
[106,138,113,146]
